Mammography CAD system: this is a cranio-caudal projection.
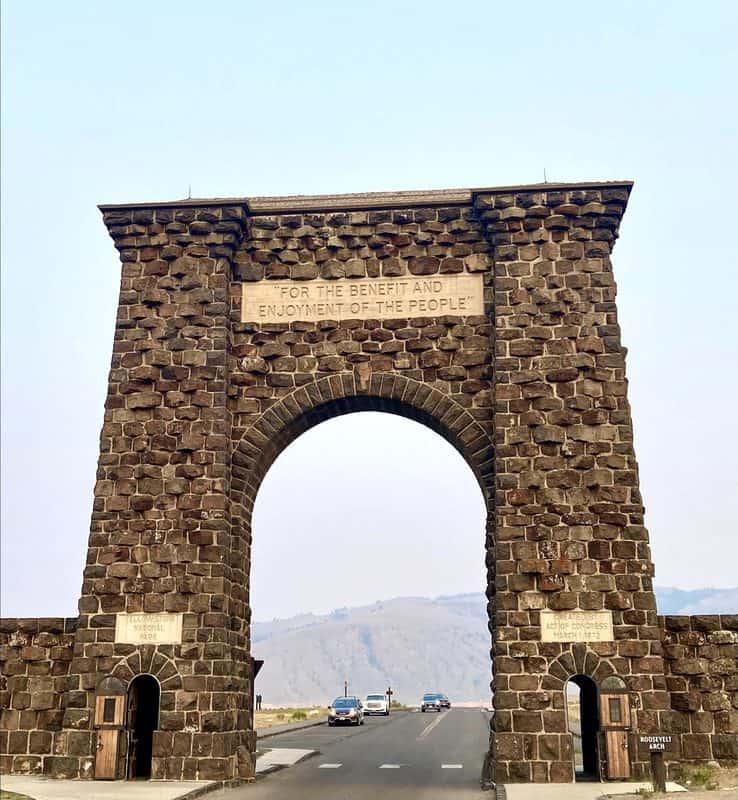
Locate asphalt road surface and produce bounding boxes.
[210,708,493,799]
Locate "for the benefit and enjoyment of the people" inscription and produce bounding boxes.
[241,274,484,323]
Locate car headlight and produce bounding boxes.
[348,708,356,716]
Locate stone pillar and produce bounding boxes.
[49,202,249,780]
[476,184,666,783]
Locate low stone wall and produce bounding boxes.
[0,618,77,775]
[660,614,738,772]
[2,612,737,781]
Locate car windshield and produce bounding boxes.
[332,698,357,708]
[423,694,439,701]
[367,695,384,701]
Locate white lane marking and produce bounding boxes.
[379,764,402,769]
[442,764,463,769]
[319,763,342,769]
[418,710,447,740]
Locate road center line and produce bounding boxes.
[418,710,447,740]
[379,764,402,769]
[442,764,463,769]
[319,763,342,769]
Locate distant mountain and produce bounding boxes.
[252,587,736,707]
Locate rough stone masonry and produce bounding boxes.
[0,182,735,784]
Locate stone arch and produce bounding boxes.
[231,372,494,510]
[109,647,182,693]
[228,369,495,643]
[543,645,617,691]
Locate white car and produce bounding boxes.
[363,693,389,715]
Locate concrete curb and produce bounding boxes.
[175,778,248,799]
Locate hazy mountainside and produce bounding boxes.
[253,596,490,706]
[252,588,737,706]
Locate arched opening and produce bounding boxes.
[126,674,160,780]
[248,409,491,712]
[566,675,600,781]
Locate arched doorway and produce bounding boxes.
[566,675,599,781]
[126,674,160,779]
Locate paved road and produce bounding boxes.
[211,708,493,799]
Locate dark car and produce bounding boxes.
[421,693,442,712]
[438,693,451,709]
[328,696,364,726]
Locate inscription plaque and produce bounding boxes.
[241,274,484,323]
[114,613,183,645]
[540,610,614,642]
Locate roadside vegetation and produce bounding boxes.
[254,706,324,728]
[255,700,410,728]
[627,763,738,798]
[677,763,737,791]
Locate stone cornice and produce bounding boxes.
[98,180,633,215]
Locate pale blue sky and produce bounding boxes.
[2,1,736,619]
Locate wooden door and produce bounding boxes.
[93,695,125,780]
[604,730,630,778]
[600,693,631,779]
[95,729,120,779]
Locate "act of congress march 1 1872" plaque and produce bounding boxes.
[540,610,614,642]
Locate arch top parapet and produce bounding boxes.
[98,180,632,216]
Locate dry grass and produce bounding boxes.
[254,706,324,729]
[611,763,738,799]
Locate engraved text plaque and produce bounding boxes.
[540,610,614,642]
[114,613,183,645]
[241,274,484,323]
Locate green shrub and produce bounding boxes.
[679,764,719,790]
[291,710,308,720]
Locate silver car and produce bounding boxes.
[328,696,364,726]
[421,692,442,712]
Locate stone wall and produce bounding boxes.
[660,614,738,773]
[0,618,77,775]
